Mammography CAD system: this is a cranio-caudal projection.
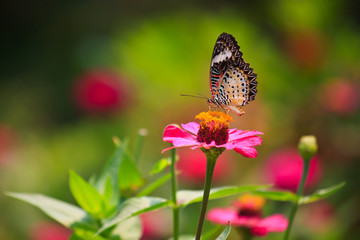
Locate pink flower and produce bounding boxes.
[263,148,322,192]
[177,148,234,185]
[140,210,171,240]
[302,201,337,233]
[207,194,288,237]
[319,78,360,115]
[73,70,131,115]
[162,111,262,158]
[30,222,71,240]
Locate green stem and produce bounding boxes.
[195,153,218,240]
[283,158,311,240]
[170,148,179,240]
[134,129,147,164]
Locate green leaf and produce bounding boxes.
[136,173,172,197]
[150,158,171,175]
[216,224,231,240]
[252,189,298,202]
[70,229,109,240]
[169,235,195,240]
[6,192,92,229]
[111,216,142,240]
[94,139,129,205]
[201,225,223,240]
[118,152,145,193]
[98,197,171,234]
[177,185,270,207]
[300,181,346,204]
[69,170,106,218]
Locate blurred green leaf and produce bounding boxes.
[111,216,142,240]
[252,190,298,202]
[136,173,172,197]
[94,139,129,205]
[216,224,231,240]
[169,236,195,240]
[6,192,92,229]
[201,225,223,240]
[70,229,108,240]
[119,152,145,192]
[69,170,106,218]
[177,185,270,207]
[98,197,171,234]
[300,182,346,205]
[150,158,171,175]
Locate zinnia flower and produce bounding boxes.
[73,70,131,115]
[31,222,71,240]
[162,111,262,158]
[263,148,322,192]
[207,194,288,237]
[319,78,360,115]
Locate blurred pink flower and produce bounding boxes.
[302,201,337,233]
[162,116,262,158]
[319,79,360,115]
[283,29,327,70]
[31,222,71,240]
[73,70,131,115]
[140,210,171,240]
[207,194,288,237]
[177,148,234,185]
[263,148,322,192]
[0,124,17,165]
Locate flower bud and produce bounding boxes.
[298,135,318,161]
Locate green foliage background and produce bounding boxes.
[1,0,360,239]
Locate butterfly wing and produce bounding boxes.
[209,33,257,108]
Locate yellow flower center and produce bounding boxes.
[235,194,265,217]
[195,111,233,145]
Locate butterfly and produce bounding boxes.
[208,33,257,116]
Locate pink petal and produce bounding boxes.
[229,130,263,142]
[234,147,258,158]
[207,208,238,225]
[232,216,261,228]
[232,136,262,158]
[162,124,199,153]
[181,122,200,135]
[163,124,195,143]
[256,214,288,232]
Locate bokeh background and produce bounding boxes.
[1,0,360,239]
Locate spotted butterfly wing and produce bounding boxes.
[208,33,257,115]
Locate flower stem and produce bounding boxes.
[195,151,219,240]
[170,148,179,240]
[283,158,311,240]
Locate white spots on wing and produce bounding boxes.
[211,49,232,66]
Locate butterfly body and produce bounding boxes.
[208,33,257,116]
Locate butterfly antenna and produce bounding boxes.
[180,94,208,99]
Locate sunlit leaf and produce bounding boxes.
[94,139,129,205]
[6,192,93,229]
[252,190,298,202]
[98,197,171,234]
[69,170,106,217]
[216,224,231,240]
[150,158,171,175]
[119,152,145,192]
[137,173,171,197]
[111,216,142,240]
[177,185,270,207]
[300,182,346,204]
